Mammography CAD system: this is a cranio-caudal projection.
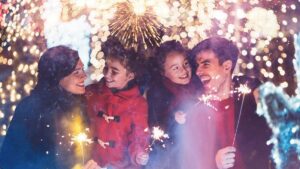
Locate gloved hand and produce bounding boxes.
[215,146,236,169]
[136,152,149,165]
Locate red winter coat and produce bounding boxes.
[85,82,150,169]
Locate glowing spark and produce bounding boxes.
[71,132,93,145]
[71,132,93,165]
[151,126,169,141]
[237,84,251,95]
[198,94,219,111]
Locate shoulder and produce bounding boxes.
[233,75,261,90]
[147,82,172,101]
[14,94,44,119]
[85,81,107,98]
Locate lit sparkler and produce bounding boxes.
[71,132,93,165]
[71,132,93,145]
[146,126,169,151]
[232,84,252,145]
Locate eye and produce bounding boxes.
[111,70,118,76]
[72,70,81,75]
[172,66,179,71]
[203,61,210,67]
[184,61,190,67]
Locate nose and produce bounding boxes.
[196,66,203,77]
[79,69,87,80]
[104,69,111,80]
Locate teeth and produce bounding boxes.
[200,76,210,83]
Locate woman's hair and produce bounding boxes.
[155,40,187,73]
[102,38,141,78]
[35,45,79,90]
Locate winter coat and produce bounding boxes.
[85,81,149,169]
[146,76,202,169]
[233,76,273,169]
[0,87,90,169]
[178,76,273,169]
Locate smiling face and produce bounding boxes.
[163,52,192,85]
[59,60,86,94]
[195,50,232,95]
[103,58,135,90]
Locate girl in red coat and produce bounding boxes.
[85,39,150,169]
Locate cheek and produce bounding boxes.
[164,71,176,80]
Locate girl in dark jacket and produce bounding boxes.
[85,39,150,169]
[146,40,202,169]
[0,46,99,169]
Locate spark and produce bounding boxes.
[146,126,169,151]
[198,94,219,111]
[71,132,93,145]
[151,126,169,141]
[237,84,251,95]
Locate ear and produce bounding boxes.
[223,60,233,73]
[127,72,135,81]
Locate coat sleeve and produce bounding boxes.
[0,97,39,169]
[128,97,150,166]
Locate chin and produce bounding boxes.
[180,79,190,85]
[73,88,85,95]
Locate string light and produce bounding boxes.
[0,0,299,155]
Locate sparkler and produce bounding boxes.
[232,84,251,145]
[71,132,93,165]
[146,126,169,151]
[197,94,220,111]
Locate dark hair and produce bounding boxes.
[36,45,79,90]
[102,37,141,78]
[191,37,239,73]
[155,40,187,73]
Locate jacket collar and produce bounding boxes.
[102,83,141,99]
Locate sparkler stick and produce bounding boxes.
[232,84,251,146]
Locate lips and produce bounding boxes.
[200,75,211,84]
[179,74,189,79]
[76,82,85,88]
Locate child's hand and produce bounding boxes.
[175,111,186,124]
[136,152,149,165]
[83,159,101,169]
[215,146,236,169]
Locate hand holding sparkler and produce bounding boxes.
[136,152,149,165]
[175,111,186,124]
[83,160,101,169]
[215,146,236,169]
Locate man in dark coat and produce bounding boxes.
[179,37,273,169]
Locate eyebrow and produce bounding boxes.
[111,66,120,71]
[200,59,210,64]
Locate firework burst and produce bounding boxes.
[109,1,164,50]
